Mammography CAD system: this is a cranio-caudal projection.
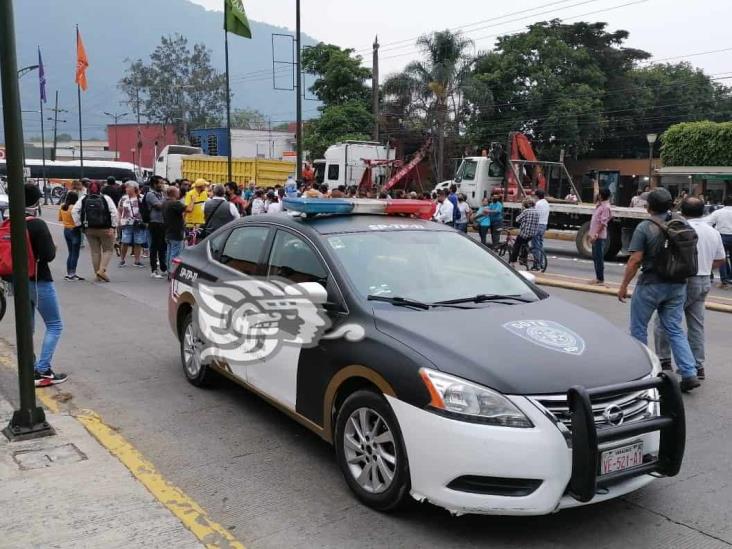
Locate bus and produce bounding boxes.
[0,159,139,199]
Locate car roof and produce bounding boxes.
[233,213,452,236]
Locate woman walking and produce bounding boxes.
[58,191,84,281]
[117,181,146,268]
[72,181,118,282]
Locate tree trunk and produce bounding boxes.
[437,99,446,182]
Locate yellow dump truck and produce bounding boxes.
[181,156,295,188]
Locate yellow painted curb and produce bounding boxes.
[535,276,732,314]
[75,409,246,549]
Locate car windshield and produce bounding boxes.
[327,230,538,304]
[456,159,477,181]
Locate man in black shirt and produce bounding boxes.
[162,187,186,275]
[101,176,124,207]
[24,184,67,386]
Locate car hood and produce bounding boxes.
[372,296,651,395]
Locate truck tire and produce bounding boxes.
[576,222,593,259]
[604,224,622,260]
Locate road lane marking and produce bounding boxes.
[0,353,246,549]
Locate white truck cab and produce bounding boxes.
[323,141,395,188]
[154,145,203,181]
[436,156,504,208]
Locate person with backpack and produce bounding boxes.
[145,176,168,279]
[24,184,67,386]
[653,197,726,381]
[58,191,84,280]
[72,181,118,282]
[618,188,700,392]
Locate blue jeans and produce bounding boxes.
[166,239,183,273]
[721,234,732,283]
[592,238,605,281]
[630,283,696,378]
[63,227,82,276]
[532,224,547,258]
[29,281,63,374]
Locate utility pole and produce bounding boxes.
[295,0,303,181]
[0,0,53,441]
[48,91,68,162]
[104,111,128,160]
[372,36,379,142]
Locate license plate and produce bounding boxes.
[600,441,644,475]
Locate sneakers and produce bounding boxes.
[64,274,85,281]
[151,270,164,279]
[119,260,127,267]
[680,375,701,393]
[696,367,705,380]
[133,262,145,268]
[64,275,74,281]
[34,370,68,387]
[73,274,85,281]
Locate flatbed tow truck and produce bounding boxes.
[436,133,648,259]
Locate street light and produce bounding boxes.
[646,133,657,188]
[17,64,39,79]
[104,111,128,161]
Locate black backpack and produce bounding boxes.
[139,192,152,223]
[82,194,112,229]
[649,215,698,282]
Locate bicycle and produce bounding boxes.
[496,230,548,272]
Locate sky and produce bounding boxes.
[191,0,731,78]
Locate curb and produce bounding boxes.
[534,276,732,314]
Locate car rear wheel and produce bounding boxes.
[179,311,213,387]
[335,390,411,512]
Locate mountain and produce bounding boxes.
[7,0,319,141]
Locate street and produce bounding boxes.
[0,207,730,548]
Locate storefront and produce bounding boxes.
[655,167,732,205]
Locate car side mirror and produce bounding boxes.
[294,282,328,304]
[519,271,536,284]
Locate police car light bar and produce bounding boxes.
[283,198,434,219]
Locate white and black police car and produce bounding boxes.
[168,197,685,516]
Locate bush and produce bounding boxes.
[660,121,732,166]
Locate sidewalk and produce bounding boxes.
[0,397,201,548]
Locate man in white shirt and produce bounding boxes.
[654,197,726,380]
[433,189,454,226]
[705,196,732,286]
[533,189,550,261]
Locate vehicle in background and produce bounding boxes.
[321,141,396,189]
[435,134,648,260]
[181,155,294,188]
[0,159,138,202]
[154,145,204,181]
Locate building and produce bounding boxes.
[22,140,113,161]
[106,124,177,168]
[189,128,296,160]
[656,166,732,204]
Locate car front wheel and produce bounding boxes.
[179,311,213,387]
[335,390,411,512]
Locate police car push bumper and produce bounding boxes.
[387,373,684,516]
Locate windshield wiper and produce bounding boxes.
[434,294,533,305]
[367,295,431,310]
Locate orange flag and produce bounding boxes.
[75,27,89,91]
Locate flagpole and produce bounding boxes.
[224,14,233,183]
[76,25,84,178]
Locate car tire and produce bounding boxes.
[179,311,213,387]
[334,389,411,512]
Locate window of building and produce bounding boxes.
[207,135,219,156]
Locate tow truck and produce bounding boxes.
[436,133,648,259]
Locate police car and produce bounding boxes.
[168,197,685,516]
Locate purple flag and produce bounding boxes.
[38,47,47,103]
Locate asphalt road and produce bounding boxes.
[1,208,730,549]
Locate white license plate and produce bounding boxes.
[600,441,644,475]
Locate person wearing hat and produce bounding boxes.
[618,187,700,392]
[184,178,209,227]
[23,183,68,386]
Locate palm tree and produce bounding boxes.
[383,30,474,180]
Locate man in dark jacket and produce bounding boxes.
[204,184,239,234]
[24,184,67,386]
[102,176,124,206]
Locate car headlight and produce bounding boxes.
[419,368,533,428]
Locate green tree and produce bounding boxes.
[231,108,268,130]
[466,21,650,158]
[383,30,474,179]
[119,34,227,142]
[301,43,373,159]
[661,121,732,166]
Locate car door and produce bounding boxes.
[246,229,331,410]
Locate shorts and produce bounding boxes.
[121,225,147,246]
